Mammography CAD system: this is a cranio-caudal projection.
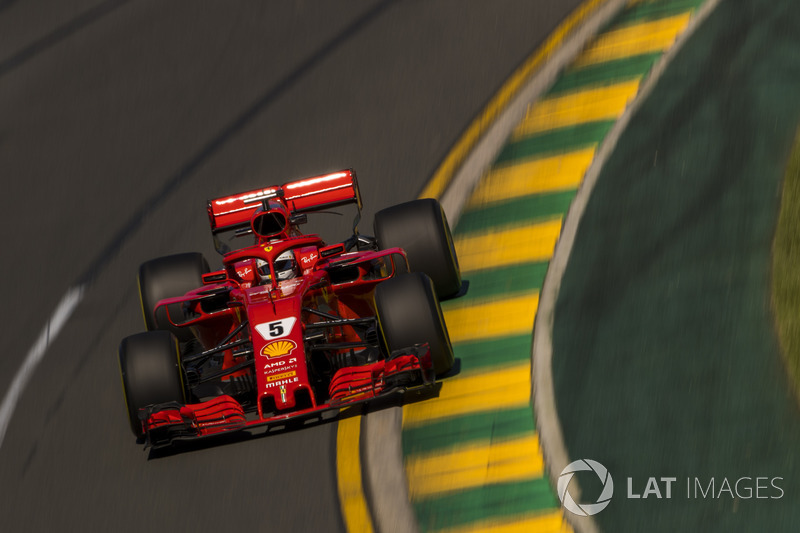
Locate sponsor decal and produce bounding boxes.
[255,318,296,340]
[261,339,297,358]
[301,253,318,265]
[266,377,299,389]
[263,358,298,373]
[264,364,298,375]
[267,371,297,382]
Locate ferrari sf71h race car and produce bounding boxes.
[119,169,462,447]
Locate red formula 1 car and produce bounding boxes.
[119,169,462,447]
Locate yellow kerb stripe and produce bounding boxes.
[437,511,572,533]
[406,434,543,498]
[336,415,374,533]
[512,80,641,138]
[467,148,595,208]
[456,219,562,273]
[573,13,692,67]
[444,292,539,344]
[403,362,531,427]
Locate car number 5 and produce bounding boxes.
[255,317,296,340]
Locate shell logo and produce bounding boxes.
[261,339,297,358]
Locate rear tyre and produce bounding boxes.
[375,272,454,377]
[119,330,186,438]
[138,252,209,342]
[374,198,461,299]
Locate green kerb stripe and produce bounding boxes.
[455,190,576,235]
[495,121,615,165]
[548,53,661,95]
[413,478,560,532]
[402,406,536,456]
[448,262,548,303]
[449,334,533,371]
[614,0,703,27]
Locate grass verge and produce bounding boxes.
[772,125,800,394]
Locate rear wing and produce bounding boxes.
[207,169,361,233]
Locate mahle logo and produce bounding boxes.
[558,459,614,516]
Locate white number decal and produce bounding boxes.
[255,318,296,340]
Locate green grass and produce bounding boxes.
[772,125,800,394]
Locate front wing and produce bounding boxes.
[140,344,434,448]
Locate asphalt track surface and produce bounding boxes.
[0,1,584,530]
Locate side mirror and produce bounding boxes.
[289,213,308,225]
[202,270,227,284]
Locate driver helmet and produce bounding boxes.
[255,258,270,283]
[273,250,298,281]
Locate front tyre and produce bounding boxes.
[374,198,461,300]
[375,272,454,377]
[119,330,187,438]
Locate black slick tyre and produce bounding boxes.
[375,272,454,377]
[138,252,209,342]
[374,198,461,299]
[119,330,186,438]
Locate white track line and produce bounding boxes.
[0,285,85,448]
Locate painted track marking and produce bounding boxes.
[0,285,85,448]
[455,220,562,272]
[403,363,532,428]
[573,12,692,67]
[406,434,543,498]
[512,79,641,137]
[337,414,375,533]
[443,292,541,344]
[466,148,595,207]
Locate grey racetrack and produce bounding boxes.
[0,1,581,530]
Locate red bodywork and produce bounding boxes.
[139,170,434,446]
